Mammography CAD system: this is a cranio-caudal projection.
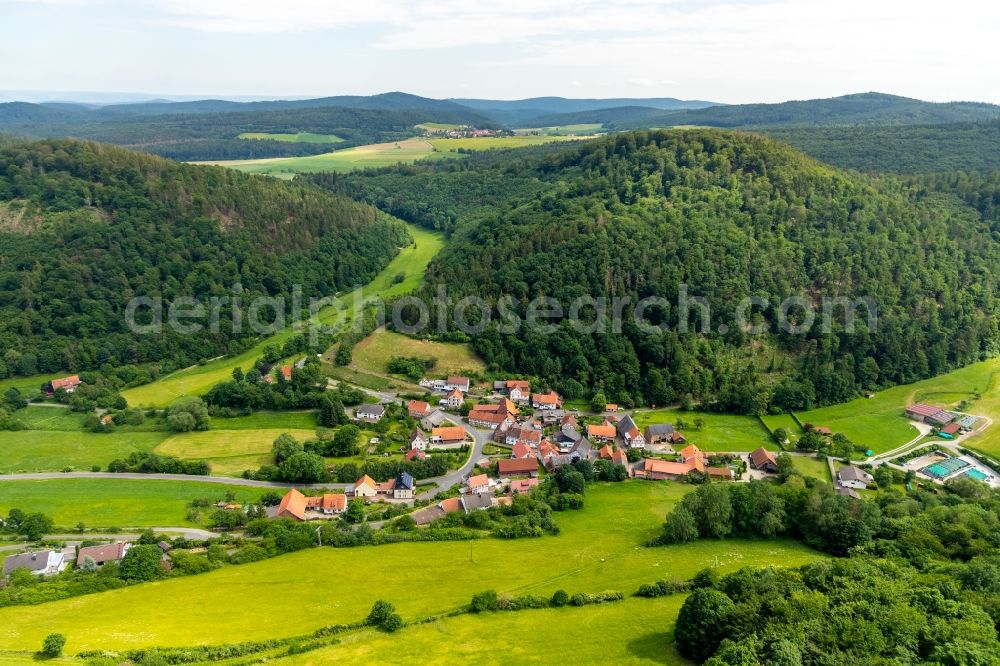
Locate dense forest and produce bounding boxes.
[0,139,409,378]
[763,119,1000,174]
[324,131,1000,411]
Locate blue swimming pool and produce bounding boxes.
[965,468,989,482]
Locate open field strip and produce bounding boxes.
[0,482,820,653]
[759,413,802,444]
[271,595,689,665]
[155,428,317,476]
[427,135,594,151]
[791,455,832,481]
[0,478,264,527]
[351,328,486,377]
[0,431,167,474]
[120,224,444,408]
[237,132,344,143]
[797,356,1000,455]
[632,408,777,452]
[512,123,604,135]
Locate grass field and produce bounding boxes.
[797,356,1000,454]
[200,139,453,176]
[0,478,263,527]
[351,328,486,377]
[759,413,802,444]
[121,224,444,407]
[0,430,167,473]
[632,409,777,452]
[13,406,93,431]
[513,123,604,136]
[155,428,317,476]
[0,372,61,396]
[272,595,689,665]
[427,135,591,152]
[415,122,463,131]
[0,482,820,653]
[237,132,344,143]
[791,455,832,481]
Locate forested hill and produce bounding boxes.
[0,139,409,378]
[541,92,1000,130]
[333,131,1000,411]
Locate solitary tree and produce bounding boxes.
[41,633,66,658]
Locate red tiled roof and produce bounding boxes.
[498,458,538,476]
[405,448,426,461]
[50,375,81,391]
[679,444,703,461]
[440,497,464,513]
[506,380,530,390]
[599,444,614,459]
[588,424,617,439]
[353,474,377,491]
[433,426,467,442]
[538,440,559,459]
[277,489,308,521]
[511,442,533,459]
[510,478,540,493]
[467,473,489,489]
[76,542,128,567]
[611,449,629,466]
[281,365,292,381]
[940,422,961,435]
[532,391,560,405]
[408,400,431,416]
[906,403,943,417]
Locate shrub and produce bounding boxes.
[550,589,570,607]
[41,633,66,657]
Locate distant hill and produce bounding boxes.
[0,139,409,376]
[620,93,1000,129]
[0,94,497,161]
[763,119,1000,174]
[450,96,719,125]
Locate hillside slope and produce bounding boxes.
[341,131,1000,411]
[0,139,409,378]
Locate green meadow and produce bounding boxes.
[0,482,820,653]
[759,413,802,445]
[797,356,1000,454]
[632,409,777,452]
[791,455,832,481]
[120,223,444,407]
[154,428,317,476]
[0,430,167,473]
[427,135,591,152]
[351,328,486,377]
[0,478,263,527]
[513,123,604,136]
[273,595,689,665]
[237,131,344,143]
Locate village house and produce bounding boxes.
[281,365,293,382]
[838,465,873,490]
[409,427,429,451]
[355,403,385,422]
[598,443,615,460]
[467,473,491,494]
[509,478,540,494]
[636,444,733,481]
[419,378,446,391]
[645,424,685,445]
[532,391,561,410]
[277,489,348,520]
[616,414,646,449]
[611,448,629,467]
[76,542,130,568]
[444,375,471,393]
[352,474,379,498]
[441,388,465,410]
[749,447,779,473]
[511,442,534,459]
[506,380,530,403]
[498,457,540,478]
[468,400,517,429]
[905,403,955,427]
[505,425,542,448]
[408,400,432,419]
[587,421,617,442]
[421,409,447,430]
[431,425,467,448]
[605,403,619,412]
[405,448,426,461]
[389,472,415,499]
[3,550,66,577]
[48,375,82,394]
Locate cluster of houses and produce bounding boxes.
[273,472,417,521]
[3,540,172,578]
[905,403,978,439]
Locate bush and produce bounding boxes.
[382,612,404,632]
[550,589,570,607]
[41,633,66,657]
[470,590,498,613]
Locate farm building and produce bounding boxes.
[498,458,540,478]
[905,403,955,427]
[749,447,779,473]
[431,426,467,447]
[48,375,82,393]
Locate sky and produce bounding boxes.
[2,0,1000,104]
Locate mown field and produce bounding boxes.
[237,132,344,143]
[791,455,832,481]
[154,428,318,476]
[0,430,167,474]
[632,409,777,452]
[0,482,820,654]
[797,356,1000,454]
[351,328,486,377]
[759,413,802,445]
[426,135,591,152]
[120,224,444,407]
[272,595,689,665]
[513,123,604,136]
[0,478,264,527]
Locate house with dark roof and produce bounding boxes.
[749,447,779,473]
[421,409,447,430]
[3,550,66,577]
[462,492,494,512]
[837,465,873,490]
[76,542,130,568]
[616,414,646,449]
[355,403,386,422]
[645,424,677,444]
[392,472,415,499]
[409,427,428,451]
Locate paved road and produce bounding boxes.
[416,418,490,499]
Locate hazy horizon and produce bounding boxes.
[3,0,999,105]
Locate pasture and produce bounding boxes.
[237,132,344,143]
[0,430,167,473]
[797,356,1000,454]
[427,135,591,152]
[0,482,820,653]
[513,123,604,136]
[791,455,832,481]
[272,596,689,665]
[120,224,444,407]
[759,413,802,444]
[0,478,263,527]
[351,328,486,377]
[632,409,777,452]
[154,428,317,476]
